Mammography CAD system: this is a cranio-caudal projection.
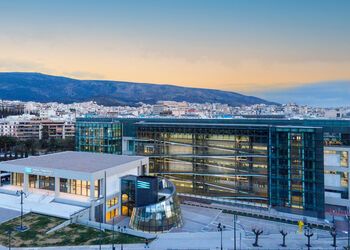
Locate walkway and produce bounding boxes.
[0,207,20,224]
[5,230,350,249]
[183,200,332,230]
[0,192,86,219]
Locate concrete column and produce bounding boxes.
[35,175,40,189]
[90,178,95,221]
[90,200,95,221]
[23,173,29,193]
[103,172,107,223]
[54,177,60,197]
[118,191,122,217]
[146,161,149,175]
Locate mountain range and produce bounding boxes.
[0,72,275,106]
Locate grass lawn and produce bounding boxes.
[0,213,145,248]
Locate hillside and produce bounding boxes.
[0,72,276,106]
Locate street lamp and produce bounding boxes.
[345,211,350,250]
[112,216,117,250]
[330,226,337,249]
[233,213,238,250]
[217,222,226,250]
[15,190,28,232]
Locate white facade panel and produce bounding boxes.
[324,154,340,167]
[325,173,341,187]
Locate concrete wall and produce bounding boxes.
[106,168,138,197]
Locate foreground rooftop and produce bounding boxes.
[1,151,146,173]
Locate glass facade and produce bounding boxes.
[106,208,119,221]
[129,178,183,233]
[6,173,101,198]
[136,123,269,206]
[59,178,101,198]
[107,196,119,208]
[135,123,324,217]
[11,173,23,186]
[269,127,324,217]
[28,175,55,191]
[75,120,122,154]
[121,178,136,216]
[76,117,338,218]
[76,117,350,146]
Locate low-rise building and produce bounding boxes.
[0,151,148,223]
[0,116,75,140]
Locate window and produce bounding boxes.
[107,197,119,208]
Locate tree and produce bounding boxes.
[0,136,17,152]
[304,226,314,250]
[252,228,263,247]
[24,139,39,156]
[279,230,288,247]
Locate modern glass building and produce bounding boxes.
[75,117,350,218]
[136,123,270,204]
[121,175,183,233]
[135,122,324,217]
[269,126,324,217]
[75,118,122,154]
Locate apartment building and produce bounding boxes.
[0,116,75,140]
[0,121,17,137]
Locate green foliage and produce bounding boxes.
[0,136,75,160]
[0,213,144,248]
[0,136,17,151]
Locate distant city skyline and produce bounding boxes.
[0,0,349,94]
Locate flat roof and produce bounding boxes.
[135,122,320,129]
[135,122,270,128]
[1,151,146,173]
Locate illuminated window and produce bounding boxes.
[107,197,119,208]
[122,194,128,202]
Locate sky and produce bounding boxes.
[0,0,349,94]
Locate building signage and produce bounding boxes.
[24,167,32,174]
[137,180,151,189]
[24,167,53,176]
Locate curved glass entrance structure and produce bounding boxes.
[129,178,183,233]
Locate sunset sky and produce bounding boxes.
[0,0,349,94]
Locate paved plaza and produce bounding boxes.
[0,207,20,224]
[175,205,330,236]
[8,231,350,250]
[1,204,349,249]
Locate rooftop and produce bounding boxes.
[2,151,146,173]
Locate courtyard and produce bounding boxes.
[0,213,145,248]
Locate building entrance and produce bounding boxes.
[29,175,55,191]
